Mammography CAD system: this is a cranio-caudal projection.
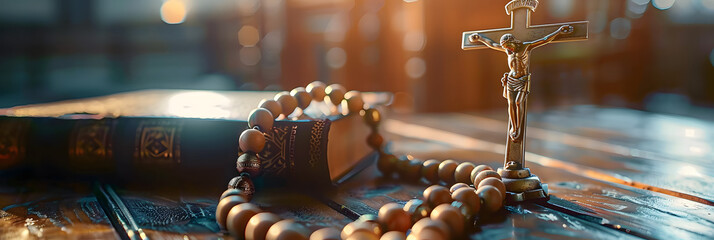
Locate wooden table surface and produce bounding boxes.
[2,106,713,239]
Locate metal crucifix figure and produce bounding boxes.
[461,0,588,203]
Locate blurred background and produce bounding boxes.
[0,0,713,116]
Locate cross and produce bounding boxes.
[461,0,588,51]
[460,0,588,202]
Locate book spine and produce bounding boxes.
[0,116,333,191]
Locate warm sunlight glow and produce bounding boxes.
[167,91,231,118]
[161,0,188,24]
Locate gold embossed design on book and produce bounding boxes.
[309,120,327,168]
[259,125,290,177]
[0,119,28,168]
[69,121,114,172]
[135,121,182,166]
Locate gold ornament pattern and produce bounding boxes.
[136,120,182,165]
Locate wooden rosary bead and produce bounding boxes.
[410,218,450,240]
[380,231,406,240]
[357,214,379,224]
[266,220,310,240]
[341,221,382,240]
[246,212,282,240]
[378,203,411,232]
[470,165,494,184]
[420,160,440,184]
[325,84,346,106]
[362,108,382,128]
[402,159,423,182]
[216,195,248,230]
[239,129,266,153]
[274,92,298,116]
[395,157,411,175]
[248,108,274,132]
[437,160,458,184]
[430,204,464,238]
[449,183,470,194]
[290,87,313,109]
[367,132,384,150]
[228,174,255,201]
[342,91,364,115]
[236,153,261,176]
[402,199,430,224]
[478,177,507,201]
[306,81,327,101]
[451,187,481,214]
[409,229,446,240]
[227,203,262,238]
[310,227,341,240]
[477,185,504,213]
[423,185,451,208]
[451,201,476,223]
[346,232,379,240]
[377,153,398,175]
[220,188,245,200]
[471,169,501,187]
[454,162,476,184]
[258,99,282,119]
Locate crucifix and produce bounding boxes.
[461,0,588,203]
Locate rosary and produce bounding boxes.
[214,81,507,240]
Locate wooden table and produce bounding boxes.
[2,106,713,239]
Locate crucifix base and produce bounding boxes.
[498,168,549,204]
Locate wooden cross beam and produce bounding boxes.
[461,0,588,50]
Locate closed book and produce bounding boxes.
[0,90,390,190]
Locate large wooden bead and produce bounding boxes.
[437,160,458,184]
[306,81,327,101]
[367,132,384,150]
[377,153,399,175]
[451,201,476,223]
[380,231,406,240]
[420,160,440,184]
[478,178,507,201]
[266,220,310,240]
[357,214,379,224]
[451,187,481,214]
[423,185,451,208]
[454,162,476,184]
[236,153,261,176]
[341,91,364,115]
[471,170,501,187]
[290,87,313,109]
[274,92,298,116]
[259,99,282,119]
[430,204,464,238]
[341,221,382,240]
[362,108,382,128]
[470,165,494,184]
[239,129,266,153]
[216,195,248,230]
[310,227,341,240]
[409,229,446,240]
[227,174,255,201]
[378,203,411,232]
[449,183,470,194]
[401,159,423,182]
[246,212,282,240]
[220,188,242,200]
[411,218,450,240]
[477,185,503,213]
[249,108,274,132]
[402,199,430,224]
[227,203,262,238]
[325,84,346,105]
[346,232,379,240]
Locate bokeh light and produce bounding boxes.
[238,26,260,47]
[405,57,426,79]
[239,47,262,66]
[703,0,714,10]
[610,18,632,39]
[326,47,347,69]
[652,0,676,10]
[160,0,187,24]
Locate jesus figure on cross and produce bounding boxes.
[468,24,573,140]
